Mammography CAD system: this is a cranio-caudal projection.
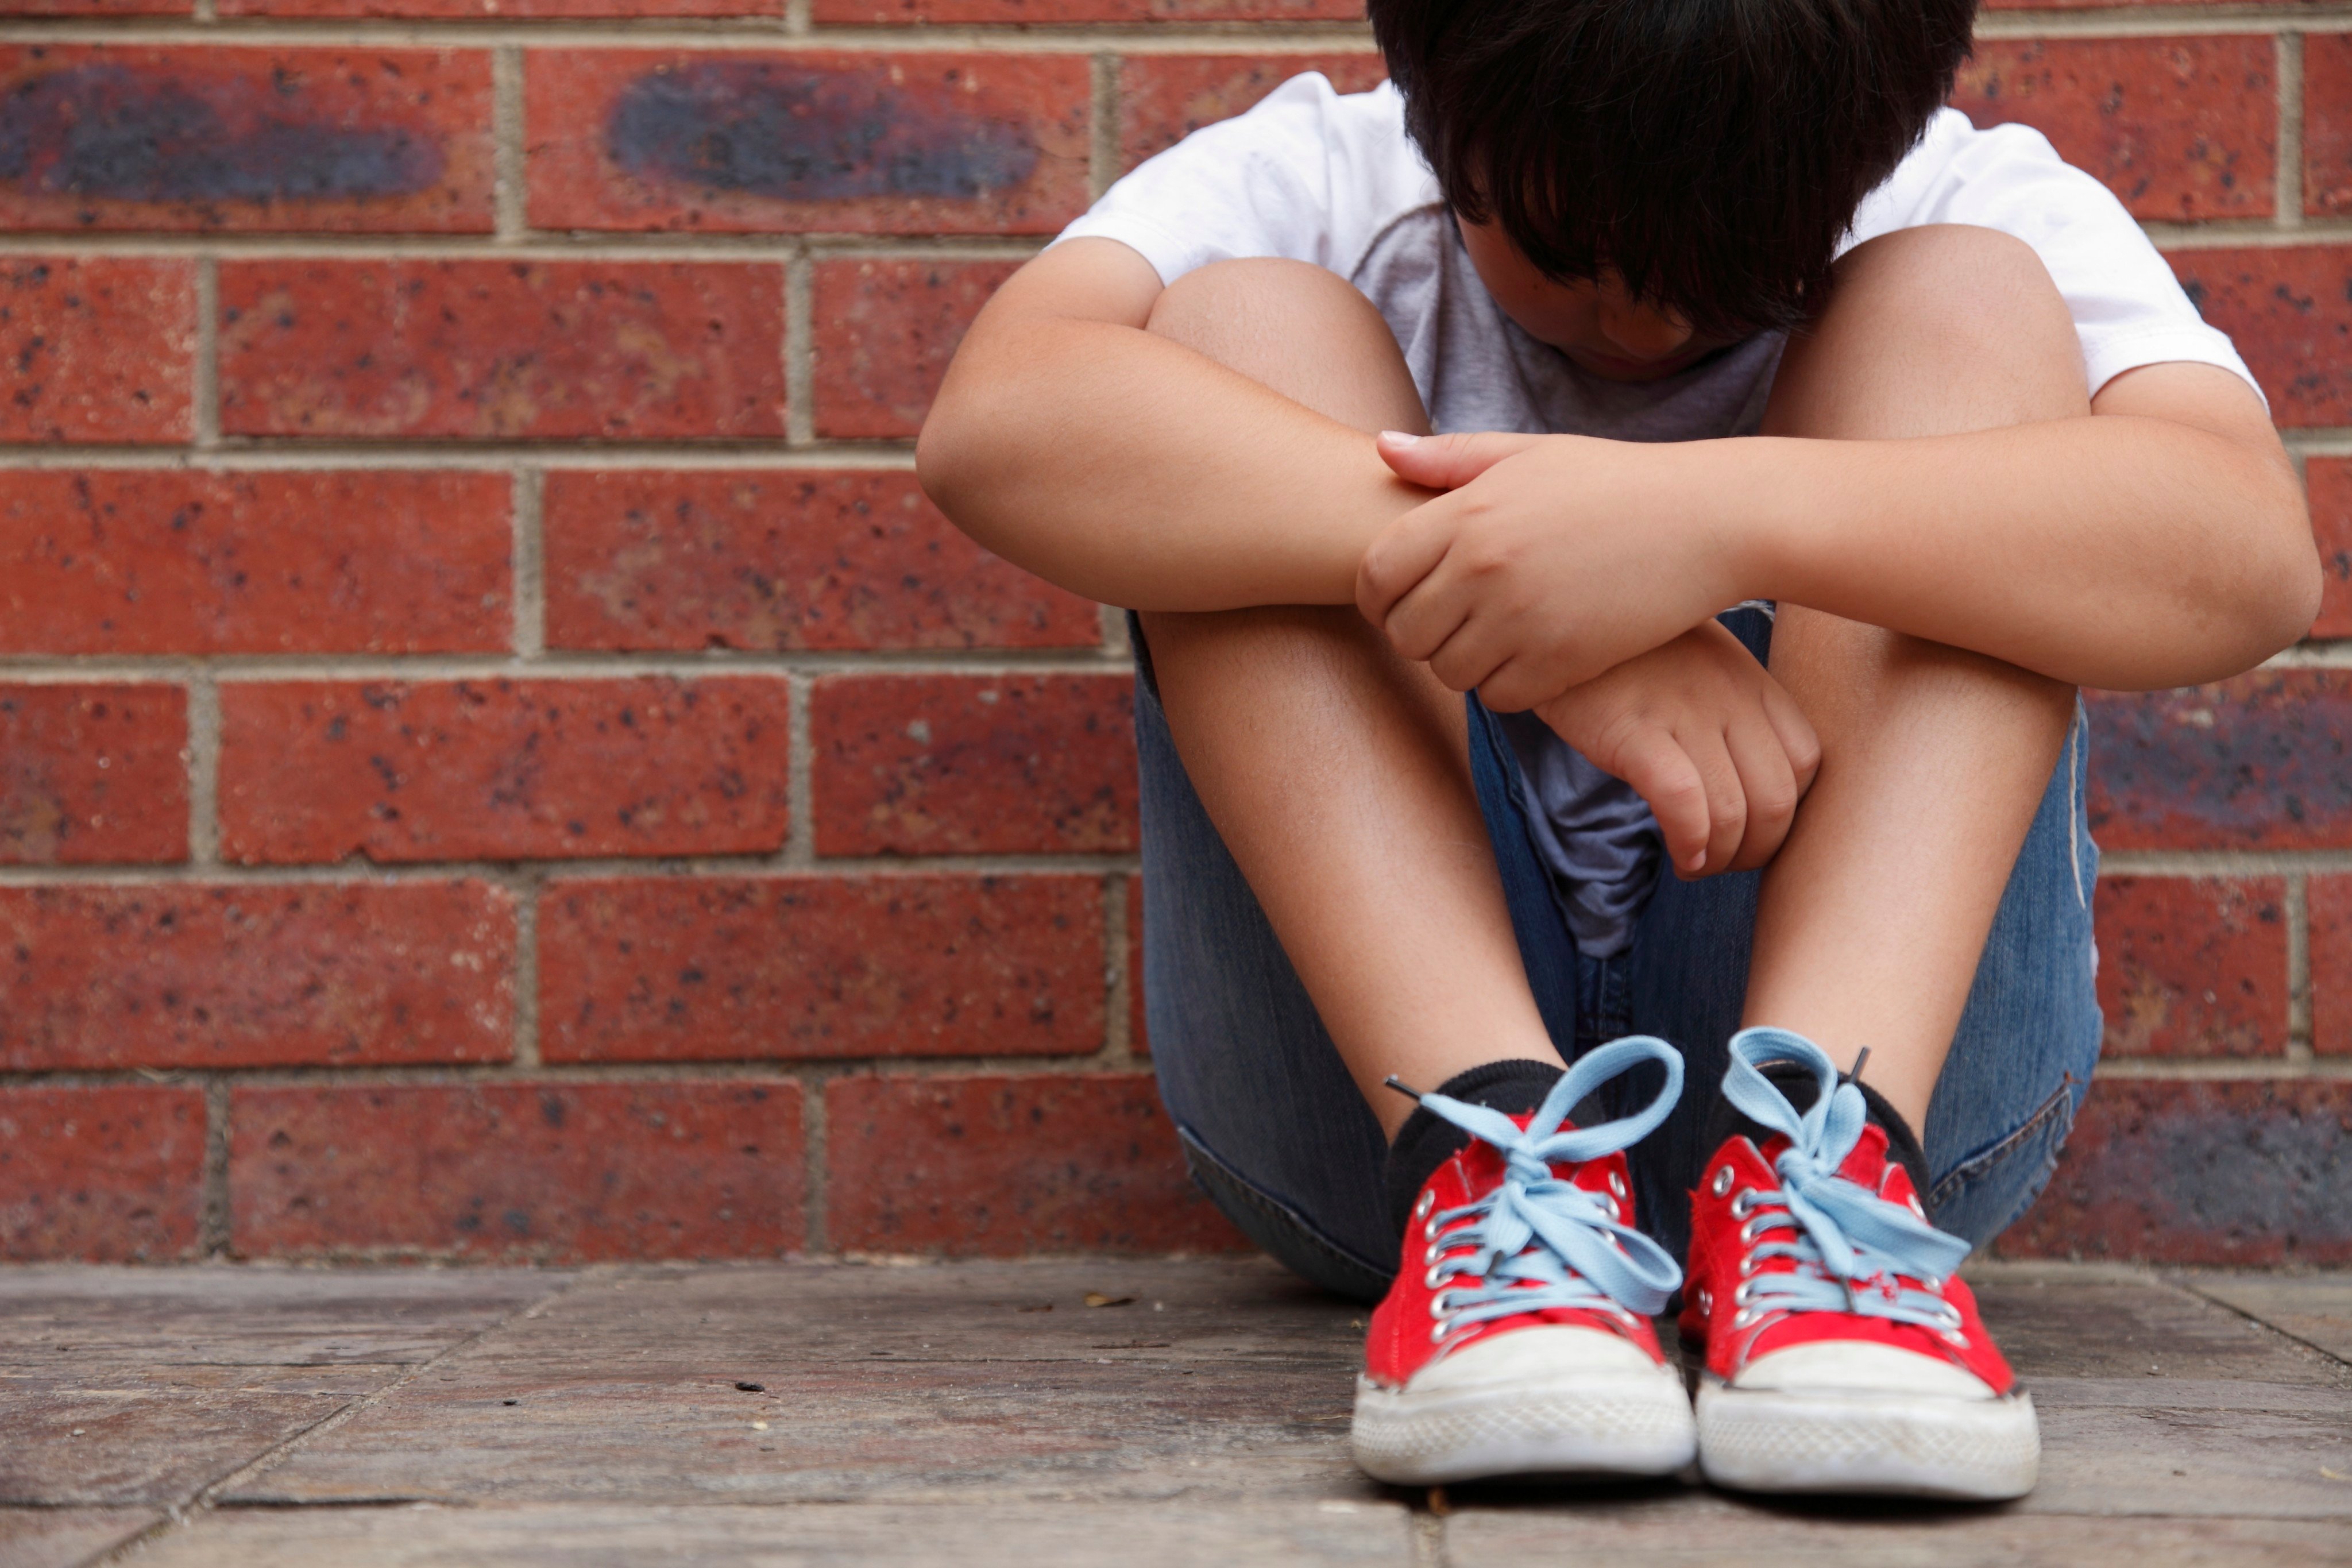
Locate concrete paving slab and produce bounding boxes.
[222,1358,1374,1506]
[2184,1275,2352,1364]
[134,1499,1418,1567]
[1967,1268,2331,1383]
[0,1507,162,1568]
[0,1267,567,1369]
[1447,1497,2352,1565]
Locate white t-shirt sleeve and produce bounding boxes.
[1845,109,2262,405]
[1053,75,1438,286]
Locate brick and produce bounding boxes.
[13,0,190,13]
[816,0,1358,20]
[218,677,790,864]
[0,1086,205,1261]
[0,882,514,1071]
[813,673,1137,856]
[1951,38,2273,222]
[825,1073,1246,1255]
[542,470,1096,653]
[2094,875,2287,1058]
[227,0,763,14]
[0,47,493,233]
[1119,53,1388,171]
[230,1081,804,1260]
[526,52,1091,235]
[0,684,186,864]
[217,260,785,439]
[0,258,193,443]
[809,258,1020,439]
[0,471,509,655]
[539,874,1104,1063]
[2309,874,2352,1056]
[2305,34,2352,216]
[2310,459,2352,639]
[1996,1078,2352,1265]
[2168,247,2352,428]
[2087,672,2352,851]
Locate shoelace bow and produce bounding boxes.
[1721,1026,1972,1332]
[1407,1035,1686,1330]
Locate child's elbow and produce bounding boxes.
[914,396,989,538]
[2234,484,2326,663]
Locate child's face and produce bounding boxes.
[1455,215,1729,382]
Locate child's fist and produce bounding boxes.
[1532,619,1821,877]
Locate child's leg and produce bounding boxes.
[1135,260,1566,1139]
[1740,224,2088,1130]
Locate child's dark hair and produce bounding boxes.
[1369,0,1977,339]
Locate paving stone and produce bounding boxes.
[2185,1274,2352,1363]
[1447,1499,2352,1565]
[0,1362,403,1505]
[223,1358,1371,1506]
[136,1499,1415,1566]
[2023,1380,2352,1517]
[0,1269,565,1508]
[222,1260,1365,1506]
[0,1506,163,1568]
[436,1258,1358,1368]
[1968,1267,2333,1382]
[0,1266,564,1368]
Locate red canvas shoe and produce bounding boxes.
[1351,1036,1697,1485]
[1682,1028,2039,1500]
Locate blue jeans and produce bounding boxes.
[1134,607,2103,1304]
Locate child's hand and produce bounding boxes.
[1357,430,1745,709]
[1532,620,1821,878]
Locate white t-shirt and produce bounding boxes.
[1059,73,2258,958]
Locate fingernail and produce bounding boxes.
[1688,850,1707,872]
[1377,430,1420,446]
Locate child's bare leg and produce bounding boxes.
[1741,225,2086,1129]
[1137,260,1564,1138]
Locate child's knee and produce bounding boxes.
[1832,226,2081,393]
[1145,260,1427,432]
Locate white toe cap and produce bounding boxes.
[1731,1339,1996,1400]
[1411,1323,1664,1396]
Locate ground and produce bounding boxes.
[1,1258,2348,1565]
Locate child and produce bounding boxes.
[917,0,2318,1501]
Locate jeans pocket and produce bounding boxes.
[1928,1072,2083,1250]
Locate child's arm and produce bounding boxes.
[917,238,1428,611]
[1358,361,2317,702]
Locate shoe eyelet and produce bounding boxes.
[1731,1308,1759,1330]
[1739,1215,1770,1245]
[1608,1169,1627,1199]
[1423,1266,1446,1291]
[1729,1189,1760,1220]
[1709,1164,1735,1198]
[1598,1195,1620,1223]
[1694,1287,1712,1314]
[1423,1243,1440,1266]
[1942,1330,1970,1348]
[1413,1190,1436,1219]
[1427,1295,1450,1320]
[1738,1253,1758,1279]
[1732,1280,1756,1308]
[1428,1322,1450,1344]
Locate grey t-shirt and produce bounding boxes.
[1358,207,1785,953]
[1059,75,2258,957]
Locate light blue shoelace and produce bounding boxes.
[1720,1027,1972,1331]
[1404,1035,1686,1327]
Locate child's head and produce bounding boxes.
[1369,0,1976,368]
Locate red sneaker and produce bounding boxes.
[1351,1036,1697,1485]
[1682,1028,2039,1499]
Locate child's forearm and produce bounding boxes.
[1726,405,2316,691]
[918,244,1427,610]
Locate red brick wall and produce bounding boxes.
[0,3,2343,1266]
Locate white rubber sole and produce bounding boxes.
[1351,1365,1698,1485]
[1695,1380,2040,1500]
